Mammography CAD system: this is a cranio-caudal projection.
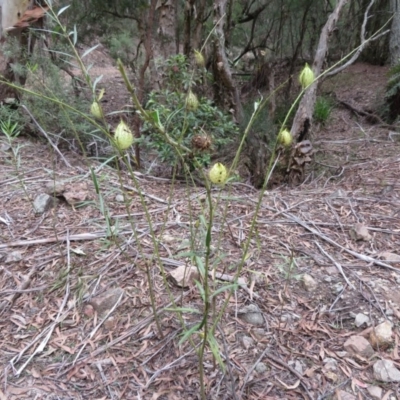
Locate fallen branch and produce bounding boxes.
[284,212,400,272]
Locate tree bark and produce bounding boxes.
[390,0,400,65]
[212,0,243,122]
[290,0,349,142]
[155,0,177,59]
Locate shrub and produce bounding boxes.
[313,96,333,124]
[141,55,240,169]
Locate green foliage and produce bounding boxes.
[383,61,400,122]
[142,55,239,168]
[21,55,94,150]
[386,61,400,98]
[313,96,333,124]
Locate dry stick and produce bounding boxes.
[9,233,73,374]
[109,181,168,204]
[239,346,312,399]
[314,241,355,290]
[283,212,400,273]
[217,325,239,400]
[73,290,124,365]
[0,229,137,249]
[21,105,73,169]
[143,348,196,390]
[56,291,192,377]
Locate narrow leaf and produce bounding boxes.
[57,5,70,16]
[179,323,201,345]
[210,283,238,299]
[82,44,100,59]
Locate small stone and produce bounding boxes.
[323,357,337,371]
[255,362,267,374]
[354,313,370,328]
[240,335,254,349]
[324,370,338,382]
[88,288,124,317]
[366,385,383,400]
[369,321,393,349]
[44,180,66,196]
[33,193,56,214]
[333,283,344,293]
[288,360,304,375]
[325,266,338,275]
[168,265,199,288]
[350,223,371,241]
[302,273,317,292]
[5,250,23,263]
[344,336,374,358]
[237,304,264,326]
[380,252,400,263]
[373,359,400,382]
[115,194,124,202]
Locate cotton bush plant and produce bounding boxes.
[0,3,324,398]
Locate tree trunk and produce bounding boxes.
[0,0,42,100]
[155,0,177,59]
[290,0,349,142]
[390,0,400,65]
[212,0,243,122]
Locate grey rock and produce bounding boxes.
[354,313,370,328]
[33,193,56,214]
[373,359,400,382]
[240,335,254,349]
[115,194,124,202]
[323,357,338,371]
[44,181,66,196]
[366,385,383,400]
[333,283,344,293]
[237,304,264,326]
[255,362,267,374]
[343,336,374,358]
[288,360,304,375]
[6,250,22,263]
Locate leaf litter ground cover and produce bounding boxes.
[0,62,400,399]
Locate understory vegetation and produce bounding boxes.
[0,0,400,399]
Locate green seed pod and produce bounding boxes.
[194,50,205,68]
[299,63,314,89]
[209,162,228,184]
[114,120,134,150]
[185,90,199,111]
[90,101,103,120]
[278,129,292,147]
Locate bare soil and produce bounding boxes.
[1,57,400,400]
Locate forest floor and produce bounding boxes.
[1,53,400,400]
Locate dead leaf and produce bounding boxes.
[275,377,300,390]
